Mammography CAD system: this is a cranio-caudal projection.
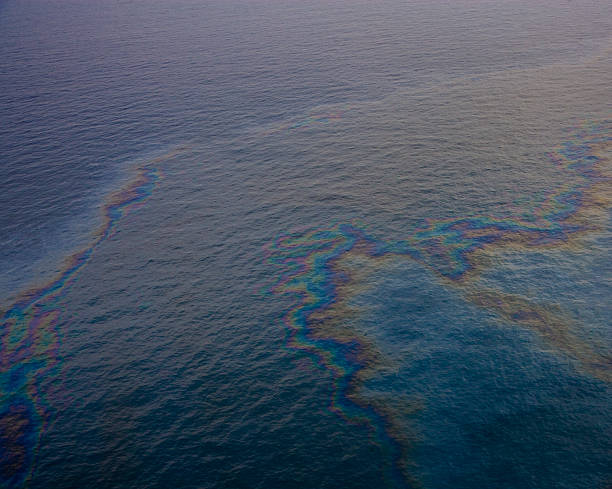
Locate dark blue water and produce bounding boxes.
[1,1,611,488]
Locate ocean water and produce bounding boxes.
[1,1,611,488]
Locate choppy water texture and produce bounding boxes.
[1,1,612,488]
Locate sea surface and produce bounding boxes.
[1,1,611,488]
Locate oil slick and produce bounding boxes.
[0,146,188,487]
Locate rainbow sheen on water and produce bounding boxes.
[0,148,186,486]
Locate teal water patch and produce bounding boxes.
[476,230,612,351]
[353,260,611,489]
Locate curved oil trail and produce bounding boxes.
[265,224,417,488]
[0,146,188,487]
[263,120,611,486]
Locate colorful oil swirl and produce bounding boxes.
[263,120,611,486]
[265,224,417,487]
[0,147,187,487]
